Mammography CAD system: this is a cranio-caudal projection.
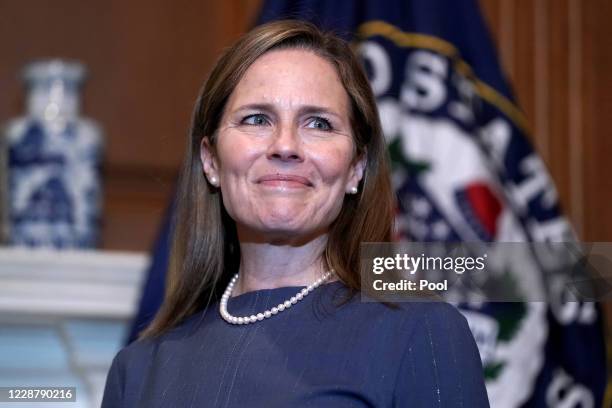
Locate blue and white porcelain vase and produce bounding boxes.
[3,60,103,248]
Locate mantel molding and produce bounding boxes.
[0,247,149,319]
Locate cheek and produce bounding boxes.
[214,134,261,218]
[216,132,260,175]
[314,143,355,184]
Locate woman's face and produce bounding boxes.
[201,49,365,242]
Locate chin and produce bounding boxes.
[256,206,312,227]
[239,217,327,243]
[258,219,313,236]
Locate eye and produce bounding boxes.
[306,116,333,131]
[242,113,270,126]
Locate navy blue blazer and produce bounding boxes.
[102,281,489,407]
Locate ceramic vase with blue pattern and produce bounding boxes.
[3,60,103,248]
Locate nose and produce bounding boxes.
[266,123,304,162]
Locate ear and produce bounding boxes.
[200,138,220,186]
[346,153,367,193]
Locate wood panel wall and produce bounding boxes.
[479,0,612,242]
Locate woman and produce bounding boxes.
[102,20,489,407]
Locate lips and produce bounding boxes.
[256,173,313,187]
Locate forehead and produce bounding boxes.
[226,48,350,114]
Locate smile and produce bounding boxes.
[256,173,313,188]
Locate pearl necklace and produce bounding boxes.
[219,270,333,325]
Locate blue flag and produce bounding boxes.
[129,1,608,406]
[127,199,174,342]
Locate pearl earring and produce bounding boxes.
[209,176,218,186]
[350,186,358,194]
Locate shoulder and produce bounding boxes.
[331,290,476,354]
[392,301,476,356]
[397,301,481,367]
[388,302,490,407]
[111,311,204,369]
[381,300,479,363]
[101,313,204,407]
[373,300,478,357]
[331,296,488,406]
[345,291,471,336]
[400,301,472,338]
[322,282,471,339]
[101,335,157,407]
[109,336,155,374]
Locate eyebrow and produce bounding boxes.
[232,103,345,121]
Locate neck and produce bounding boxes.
[232,234,330,296]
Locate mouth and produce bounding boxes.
[256,173,313,188]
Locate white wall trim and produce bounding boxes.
[0,247,149,319]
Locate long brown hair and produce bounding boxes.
[141,20,394,339]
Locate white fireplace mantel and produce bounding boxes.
[0,247,149,319]
[0,247,150,408]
